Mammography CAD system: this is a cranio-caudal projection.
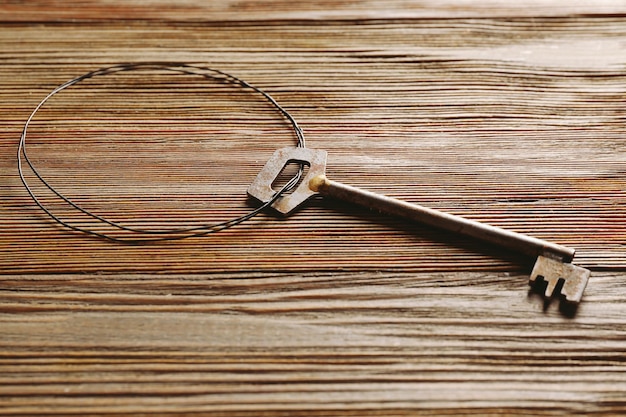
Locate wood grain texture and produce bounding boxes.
[1,271,626,416]
[1,19,625,273]
[1,1,625,415]
[1,0,626,21]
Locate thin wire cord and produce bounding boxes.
[17,63,305,243]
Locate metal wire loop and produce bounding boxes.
[17,62,306,243]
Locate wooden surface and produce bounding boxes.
[1,1,625,415]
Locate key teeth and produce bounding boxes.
[541,275,562,299]
[530,255,590,303]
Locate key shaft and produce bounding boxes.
[310,175,575,262]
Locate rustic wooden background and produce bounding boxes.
[1,1,625,415]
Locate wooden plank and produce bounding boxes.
[1,19,624,273]
[1,4,626,416]
[1,271,625,415]
[1,0,626,22]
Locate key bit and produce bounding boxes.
[530,255,590,303]
[248,147,591,304]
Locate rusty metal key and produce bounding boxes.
[248,147,590,303]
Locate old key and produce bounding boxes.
[248,147,590,303]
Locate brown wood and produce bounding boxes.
[1,1,625,415]
[1,0,626,21]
